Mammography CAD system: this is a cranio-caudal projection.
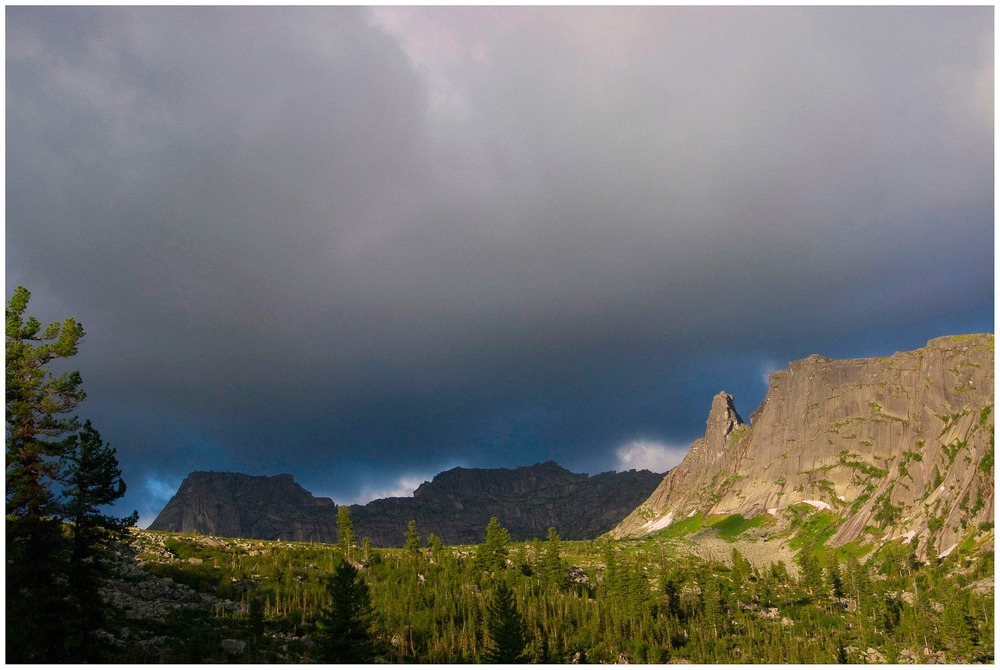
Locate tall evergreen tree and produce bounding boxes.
[315,558,378,662]
[476,516,511,573]
[539,527,569,589]
[6,286,86,522]
[427,532,443,558]
[7,286,86,656]
[798,550,825,597]
[337,505,356,560]
[6,286,134,662]
[404,519,421,555]
[826,555,844,598]
[59,421,138,660]
[483,580,528,663]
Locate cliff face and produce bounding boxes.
[148,462,663,546]
[147,472,339,542]
[612,334,994,557]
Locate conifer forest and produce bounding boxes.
[65,514,997,663]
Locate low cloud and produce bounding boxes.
[139,473,182,528]
[615,440,689,473]
[760,361,781,388]
[346,475,434,505]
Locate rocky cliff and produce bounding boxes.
[148,462,663,546]
[612,334,994,558]
[147,472,339,542]
[350,461,663,545]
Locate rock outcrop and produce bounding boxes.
[148,472,338,542]
[612,334,994,558]
[149,462,663,546]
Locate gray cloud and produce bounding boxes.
[6,7,992,525]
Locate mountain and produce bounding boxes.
[148,462,663,546]
[349,461,663,545]
[148,472,339,543]
[612,334,994,558]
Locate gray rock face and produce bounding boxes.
[148,462,662,546]
[351,461,663,545]
[147,472,338,542]
[613,334,994,558]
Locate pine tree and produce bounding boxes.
[798,550,825,597]
[315,558,378,662]
[6,286,128,662]
[427,532,443,558]
[513,542,532,576]
[404,519,421,555]
[476,516,511,573]
[337,505,356,560]
[732,547,753,584]
[540,527,569,589]
[483,580,528,663]
[826,555,844,598]
[59,421,137,660]
[6,286,86,522]
[7,287,86,658]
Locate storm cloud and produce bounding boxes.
[6,7,992,525]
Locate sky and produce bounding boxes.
[6,6,993,527]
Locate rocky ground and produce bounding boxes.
[679,532,801,578]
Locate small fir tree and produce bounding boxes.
[539,527,569,589]
[315,558,378,663]
[404,519,421,555]
[483,580,528,663]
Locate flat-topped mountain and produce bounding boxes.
[612,334,994,558]
[148,462,663,546]
[148,472,339,543]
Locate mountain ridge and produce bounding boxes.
[148,461,664,546]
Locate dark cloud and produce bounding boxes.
[6,7,992,525]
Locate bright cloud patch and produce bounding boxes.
[760,361,780,387]
[348,475,433,505]
[615,440,687,473]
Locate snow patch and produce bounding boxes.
[893,530,916,542]
[687,509,699,518]
[939,543,959,559]
[767,507,778,516]
[801,499,832,512]
[643,511,675,533]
